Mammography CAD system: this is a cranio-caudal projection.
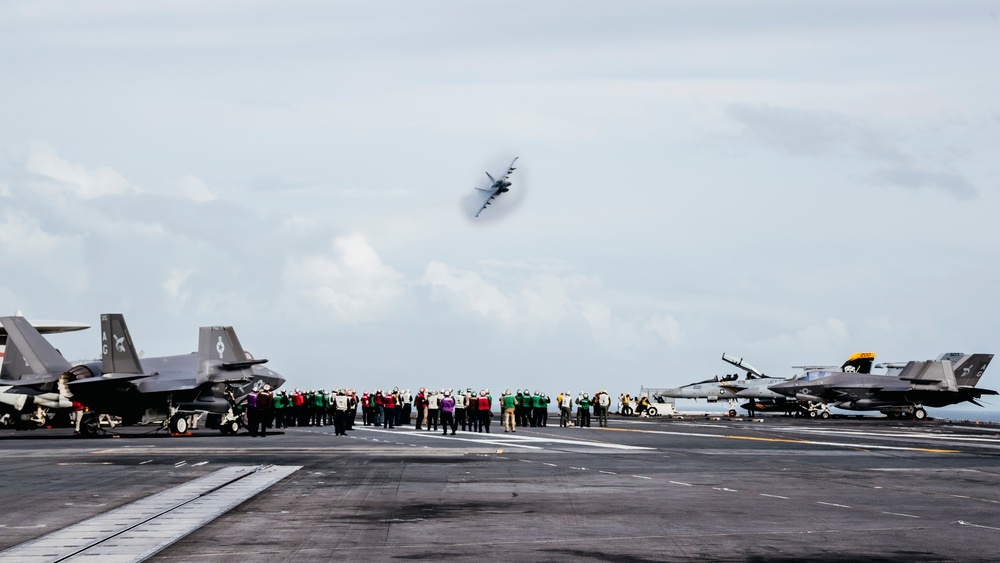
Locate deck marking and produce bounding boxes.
[882,511,920,518]
[0,465,299,563]
[817,501,852,509]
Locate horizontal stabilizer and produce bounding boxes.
[220,358,268,371]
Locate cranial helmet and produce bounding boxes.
[535,389,540,395]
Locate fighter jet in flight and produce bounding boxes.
[60,313,286,435]
[657,352,875,417]
[474,157,519,217]
[769,353,995,419]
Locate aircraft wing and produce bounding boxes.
[69,372,150,388]
[475,187,501,217]
[502,156,519,179]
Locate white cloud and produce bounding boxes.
[162,268,194,302]
[283,233,405,322]
[173,174,216,202]
[0,210,63,255]
[420,260,682,350]
[22,143,135,199]
[750,318,851,357]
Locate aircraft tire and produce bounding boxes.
[647,407,658,416]
[820,411,830,419]
[79,414,100,437]
[170,415,189,434]
[728,409,737,417]
[227,420,240,434]
[808,410,818,418]
[913,408,927,420]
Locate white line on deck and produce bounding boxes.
[817,501,852,509]
[632,475,652,479]
[669,481,693,486]
[760,494,789,499]
[882,511,920,518]
[599,471,617,475]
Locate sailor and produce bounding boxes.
[620,393,633,416]
[382,389,396,429]
[256,384,273,437]
[312,389,325,427]
[245,387,259,436]
[372,389,385,426]
[333,389,350,436]
[453,389,466,432]
[347,389,357,430]
[467,387,480,432]
[559,391,573,427]
[439,390,457,435]
[501,389,516,432]
[414,388,427,430]
[596,390,610,427]
[576,393,591,427]
[516,389,529,427]
[477,390,491,433]
[400,388,413,426]
[426,390,440,431]
[272,389,285,429]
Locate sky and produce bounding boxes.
[1,1,999,414]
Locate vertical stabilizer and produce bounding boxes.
[841,352,875,374]
[0,316,71,381]
[952,354,994,388]
[198,326,250,364]
[100,313,144,375]
[197,326,255,383]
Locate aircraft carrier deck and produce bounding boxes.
[2,414,1000,562]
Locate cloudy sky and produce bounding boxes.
[2,1,999,413]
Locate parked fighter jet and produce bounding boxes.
[61,313,286,435]
[769,353,995,419]
[474,157,519,217]
[658,352,875,416]
[0,316,77,427]
[0,310,89,361]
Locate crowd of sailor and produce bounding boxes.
[239,388,653,436]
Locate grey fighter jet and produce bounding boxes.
[769,353,995,419]
[658,352,875,416]
[61,313,285,435]
[0,316,77,427]
[474,157,518,217]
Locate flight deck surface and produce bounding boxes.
[1,415,999,562]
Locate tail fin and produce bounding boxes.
[197,326,266,383]
[0,316,71,382]
[841,352,875,374]
[100,313,144,375]
[952,354,994,388]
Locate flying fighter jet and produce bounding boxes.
[768,353,995,419]
[58,313,286,435]
[473,157,519,217]
[657,352,875,416]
